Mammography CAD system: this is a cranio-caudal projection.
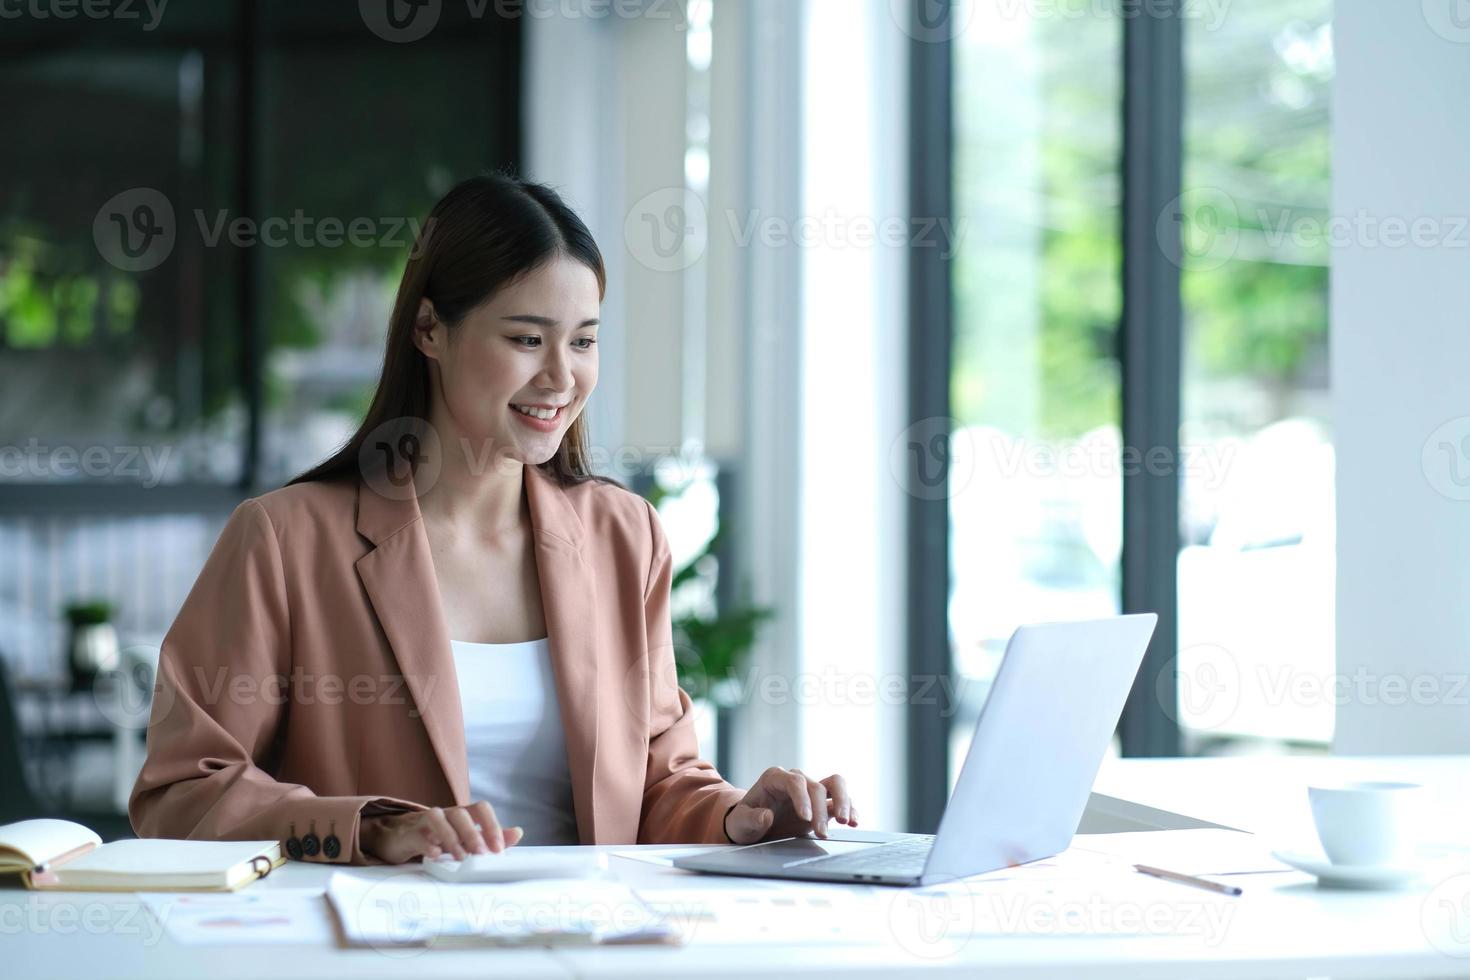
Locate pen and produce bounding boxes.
[1134,864,1243,896]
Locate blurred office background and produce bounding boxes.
[1,1,1466,841]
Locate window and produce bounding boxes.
[1176,0,1334,747]
[0,3,520,677]
[948,1,1124,790]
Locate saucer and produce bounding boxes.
[1270,849,1430,890]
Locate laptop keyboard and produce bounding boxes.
[800,835,936,876]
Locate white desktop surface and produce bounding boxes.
[6,756,1469,979]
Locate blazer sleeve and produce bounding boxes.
[127,498,426,866]
[636,498,747,844]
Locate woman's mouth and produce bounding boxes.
[510,403,565,432]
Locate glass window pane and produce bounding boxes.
[949,1,1124,791]
[1,41,245,485]
[1177,0,1334,747]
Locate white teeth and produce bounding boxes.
[512,404,559,421]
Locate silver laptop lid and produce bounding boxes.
[923,613,1158,883]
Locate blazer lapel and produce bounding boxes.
[355,479,470,807]
[353,464,603,843]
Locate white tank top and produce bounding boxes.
[450,636,581,846]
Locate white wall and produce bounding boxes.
[1332,0,1470,753]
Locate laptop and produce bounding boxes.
[672,613,1158,887]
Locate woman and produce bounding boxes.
[128,172,857,865]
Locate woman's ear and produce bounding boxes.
[412,297,444,361]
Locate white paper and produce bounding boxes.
[140,888,335,945]
[631,885,884,945]
[326,871,675,947]
[1069,829,1294,876]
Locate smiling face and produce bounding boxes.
[414,254,601,468]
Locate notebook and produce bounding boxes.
[0,818,284,892]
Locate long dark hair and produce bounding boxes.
[289,170,624,493]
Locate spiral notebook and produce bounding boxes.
[0,818,284,892]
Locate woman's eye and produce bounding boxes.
[512,336,595,350]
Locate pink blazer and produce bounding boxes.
[128,462,746,865]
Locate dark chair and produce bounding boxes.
[0,654,136,842]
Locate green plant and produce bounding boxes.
[644,477,774,706]
[63,600,114,627]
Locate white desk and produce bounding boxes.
[8,756,1470,979]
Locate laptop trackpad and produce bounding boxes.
[740,831,909,868]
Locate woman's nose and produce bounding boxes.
[536,349,574,391]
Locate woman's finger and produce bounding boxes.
[423,807,466,860]
[804,776,829,838]
[823,774,851,824]
[781,770,812,821]
[445,807,488,855]
[727,803,774,844]
[467,801,505,853]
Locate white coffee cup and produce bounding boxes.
[1307,781,1425,866]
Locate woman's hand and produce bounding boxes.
[360,801,526,864]
[724,767,857,844]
